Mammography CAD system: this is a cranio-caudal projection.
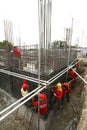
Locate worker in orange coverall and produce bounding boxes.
[32,93,48,119]
[61,82,71,106]
[52,83,63,109]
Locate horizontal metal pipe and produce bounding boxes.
[0,85,46,122]
[0,58,83,122]
[73,69,87,84]
[0,86,42,115]
[0,69,48,85]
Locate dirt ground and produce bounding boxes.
[0,59,86,130]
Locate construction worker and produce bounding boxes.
[21,80,32,107]
[13,46,21,58]
[68,68,77,89]
[52,83,63,109]
[61,82,71,105]
[68,68,77,82]
[32,93,48,119]
[21,80,29,97]
[13,46,21,68]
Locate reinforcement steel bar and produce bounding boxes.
[48,58,82,83]
[0,69,48,85]
[0,58,83,122]
[0,64,72,122]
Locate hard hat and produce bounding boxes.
[56,83,62,87]
[39,93,46,100]
[56,83,62,91]
[22,84,29,90]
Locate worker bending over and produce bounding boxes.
[68,68,77,81]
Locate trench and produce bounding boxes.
[49,60,86,130]
[0,59,86,130]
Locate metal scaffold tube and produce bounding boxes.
[38,0,42,128]
[0,0,83,124]
[73,69,87,84]
[0,85,42,115]
[0,69,48,85]
[0,65,71,122]
[0,85,46,122]
[0,58,82,122]
[66,18,73,81]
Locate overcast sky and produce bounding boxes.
[0,0,87,47]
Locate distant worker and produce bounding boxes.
[32,93,48,119]
[21,80,29,97]
[61,82,71,105]
[13,46,21,68]
[13,46,21,58]
[52,83,63,109]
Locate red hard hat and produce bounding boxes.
[22,83,29,90]
[39,93,46,100]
